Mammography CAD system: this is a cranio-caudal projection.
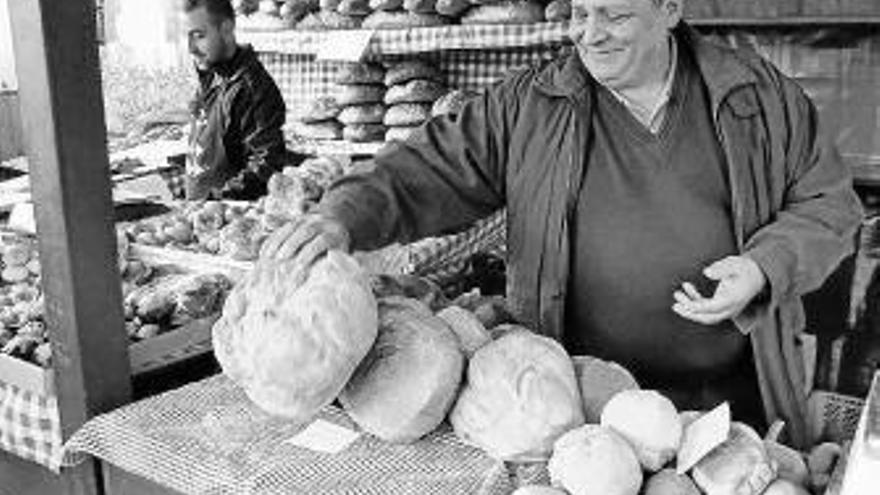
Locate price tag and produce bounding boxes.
[285,419,361,454]
[676,402,731,474]
[315,29,374,61]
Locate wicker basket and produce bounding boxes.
[808,389,865,444]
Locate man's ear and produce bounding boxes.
[661,0,683,28]
[220,17,236,37]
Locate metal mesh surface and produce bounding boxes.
[62,374,514,495]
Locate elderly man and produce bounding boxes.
[261,0,863,447]
[183,0,289,200]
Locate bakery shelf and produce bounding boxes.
[238,21,572,56]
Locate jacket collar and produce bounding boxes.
[535,22,758,114]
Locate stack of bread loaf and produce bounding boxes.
[382,60,445,142]
[294,0,370,29]
[335,62,389,142]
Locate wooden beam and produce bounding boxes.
[7,0,133,493]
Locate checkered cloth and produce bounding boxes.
[0,382,62,472]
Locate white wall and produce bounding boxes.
[0,0,18,90]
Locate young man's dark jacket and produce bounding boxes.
[319,24,864,448]
[187,44,287,200]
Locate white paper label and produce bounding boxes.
[285,419,361,454]
[676,402,731,474]
[315,29,374,61]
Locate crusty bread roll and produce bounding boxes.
[460,0,544,24]
[301,95,342,123]
[293,120,343,140]
[384,79,447,105]
[336,62,386,85]
[431,88,480,117]
[320,0,342,11]
[344,123,387,142]
[337,0,372,15]
[361,10,450,29]
[369,0,404,10]
[296,10,363,29]
[338,103,387,125]
[335,84,386,106]
[435,0,470,17]
[403,0,437,14]
[383,103,431,127]
[384,60,443,86]
[385,125,422,142]
[544,0,570,22]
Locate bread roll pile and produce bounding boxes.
[382,60,444,142]
[334,62,388,142]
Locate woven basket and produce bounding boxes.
[808,389,865,444]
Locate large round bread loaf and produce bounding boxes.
[301,96,341,123]
[431,88,479,116]
[436,0,470,17]
[335,84,386,106]
[403,0,437,14]
[339,297,464,443]
[337,0,372,15]
[293,120,343,140]
[336,62,386,85]
[361,9,450,29]
[343,123,386,142]
[571,355,639,422]
[296,10,363,29]
[383,103,431,126]
[384,79,447,105]
[384,60,443,86]
[544,0,570,22]
[460,0,544,24]
[384,125,421,142]
[369,0,403,10]
[338,103,386,124]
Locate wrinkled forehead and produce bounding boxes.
[570,0,656,10]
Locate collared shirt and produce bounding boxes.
[605,37,678,133]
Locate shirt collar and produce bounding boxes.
[605,36,678,132]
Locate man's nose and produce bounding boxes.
[575,16,609,46]
[187,36,199,55]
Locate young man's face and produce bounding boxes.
[185,6,234,71]
[568,0,681,90]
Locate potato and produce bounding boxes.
[2,266,30,284]
[2,243,31,267]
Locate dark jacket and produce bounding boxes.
[186,45,288,200]
[321,25,863,448]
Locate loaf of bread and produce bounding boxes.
[403,0,437,14]
[344,123,387,142]
[385,79,447,105]
[338,103,387,125]
[335,84,386,106]
[431,88,480,117]
[361,10,450,29]
[296,10,363,29]
[336,62,386,85]
[384,60,443,86]
[383,103,432,127]
[369,0,403,10]
[385,125,422,142]
[460,0,544,24]
[293,120,343,140]
[301,96,342,123]
[337,0,372,16]
[544,0,570,22]
[435,0,470,17]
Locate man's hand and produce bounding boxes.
[672,255,767,325]
[259,213,351,268]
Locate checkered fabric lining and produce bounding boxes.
[0,382,62,472]
[61,374,515,494]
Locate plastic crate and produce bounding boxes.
[808,389,866,444]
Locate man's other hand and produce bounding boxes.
[259,213,351,268]
[672,256,767,325]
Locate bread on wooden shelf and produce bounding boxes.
[339,103,388,125]
[384,103,432,126]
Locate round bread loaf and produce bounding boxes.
[335,84,386,106]
[369,0,403,10]
[460,0,544,24]
[436,0,470,17]
[344,123,387,142]
[544,0,570,22]
[385,125,421,142]
[384,60,442,86]
[403,0,437,14]
[338,103,387,125]
[383,103,432,126]
[337,0,372,15]
[384,79,447,105]
[431,88,480,116]
[297,10,363,29]
[336,62,386,85]
[361,10,450,29]
[301,96,342,123]
[294,120,343,140]
[320,0,342,11]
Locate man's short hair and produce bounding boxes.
[184,0,235,23]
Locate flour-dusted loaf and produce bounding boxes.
[544,0,570,22]
[384,79,447,105]
[335,62,386,85]
[431,88,480,116]
[338,103,387,124]
[369,0,404,10]
[335,83,386,106]
[384,59,443,86]
[343,123,387,142]
[383,103,432,126]
[436,0,470,17]
[301,95,342,123]
[460,0,544,24]
[337,0,372,15]
[361,9,450,28]
[339,297,464,443]
[384,125,422,142]
[293,120,343,140]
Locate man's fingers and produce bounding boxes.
[682,282,704,301]
[672,303,729,325]
[703,256,739,280]
[673,290,693,305]
[295,235,336,271]
[273,221,319,261]
[259,218,301,259]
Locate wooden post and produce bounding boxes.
[5,0,133,493]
